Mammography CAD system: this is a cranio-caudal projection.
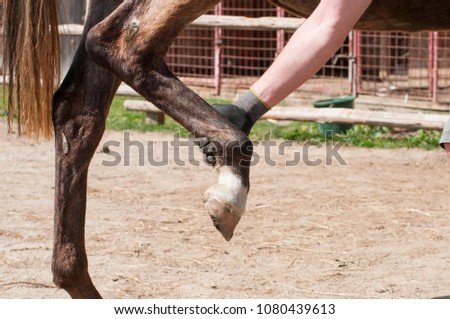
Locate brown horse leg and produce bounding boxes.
[86,0,252,240]
[51,0,122,299]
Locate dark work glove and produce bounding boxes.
[210,103,254,135]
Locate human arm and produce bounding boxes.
[252,0,372,107]
[209,0,373,137]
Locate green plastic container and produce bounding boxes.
[312,96,354,137]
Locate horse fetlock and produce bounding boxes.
[52,243,86,288]
[52,243,101,298]
[53,270,101,299]
[203,166,249,241]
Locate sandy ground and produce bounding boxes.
[1,121,449,299]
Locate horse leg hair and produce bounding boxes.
[51,0,122,298]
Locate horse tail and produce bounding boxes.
[3,0,60,138]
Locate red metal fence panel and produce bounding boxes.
[166,0,450,109]
[166,0,352,99]
[355,31,450,105]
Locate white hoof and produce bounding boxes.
[203,166,248,241]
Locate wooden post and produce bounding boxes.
[429,32,439,103]
[354,31,363,93]
[349,31,357,96]
[214,3,223,96]
[276,7,285,57]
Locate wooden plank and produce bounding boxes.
[356,94,449,112]
[55,15,304,36]
[123,99,448,130]
[192,15,304,31]
[262,107,448,130]
[58,24,84,35]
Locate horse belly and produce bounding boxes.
[270,0,450,31]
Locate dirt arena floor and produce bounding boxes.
[1,121,449,299]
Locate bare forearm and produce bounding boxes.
[253,0,372,107]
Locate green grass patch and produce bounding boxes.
[1,92,442,150]
[249,120,441,150]
[339,125,442,150]
[108,96,441,150]
[106,96,233,137]
[107,96,188,135]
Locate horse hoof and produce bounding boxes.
[203,167,247,241]
[204,196,241,241]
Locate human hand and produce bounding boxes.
[210,103,254,136]
[194,103,254,167]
